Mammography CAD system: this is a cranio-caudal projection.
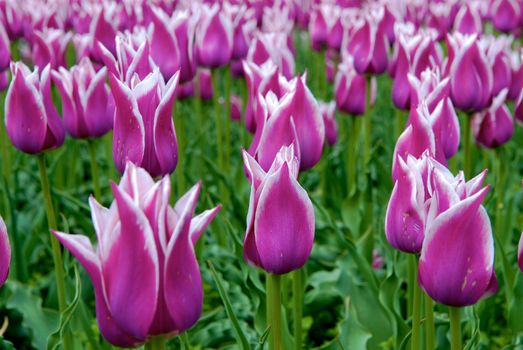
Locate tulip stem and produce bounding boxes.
[37,154,72,350]
[269,274,282,350]
[212,69,228,208]
[87,140,102,201]
[363,75,372,169]
[0,90,10,183]
[145,336,166,350]
[411,255,421,350]
[173,100,186,197]
[463,114,472,178]
[317,49,327,99]
[224,66,232,175]
[347,116,361,197]
[293,269,303,350]
[449,307,461,350]
[425,294,435,350]
[394,108,404,141]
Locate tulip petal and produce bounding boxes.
[190,205,221,245]
[0,217,10,286]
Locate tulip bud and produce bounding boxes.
[5,62,64,154]
[472,89,514,148]
[319,101,337,146]
[419,173,496,306]
[52,58,113,139]
[243,145,314,274]
[53,163,220,346]
[491,0,521,33]
[109,69,179,177]
[194,3,233,68]
[148,6,182,80]
[0,216,11,287]
[342,7,388,75]
[335,55,376,115]
[453,3,483,35]
[446,33,492,112]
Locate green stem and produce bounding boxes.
[363,75,372,170]
[425,294,435,350]
[463,114,472,179]
[449,307,461,350]
[211,69,228,209]
[144,336,166,350]
[266,273,273,349]
[317,49,327,99]
[347,116,361,197]
[37,154,72,350]
[395,108,404,141]
[180,332,190,350]
[0,90,10,183]
[224,66,232,175]
[174,100,186,197]
[411,255,421,350]
[407,254,415,317]
[293,269,303,350]
[269,274,282,350]
[87,140,102,201]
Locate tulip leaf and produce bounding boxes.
[508,273,523,334]
[207,260,251,350]
[0,336,15,350]
[46,266,81,350]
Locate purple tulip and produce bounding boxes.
[446,33,492,112]
[109,69,179,177]
[198,68,213,101]
[0,216,11,287]
[194,3,233,68]
[491,0,521,33]
[408,68,450,112]
[247,32,295,80]
[230,94,242,122]
[173,10,198,84]
[52,58,113,139]
[480,35,512,96]
[250,74,324,171]
[31,28,71,70]
[343,7,388,75]
[427,2,454,41]
[89,6,118,62]
[518,232,523,272]
[243,145,314,274]
[419,170,497,306]
[0,23,10,72]
[472,89,514,148]
[335,55,376,115]
[453,3,483,35]
[319,101,337,146]
[223,2,256,62]
[309,4,343,51]
[508,49,523,101]
[53,163,220,346]
[5,62,64,154]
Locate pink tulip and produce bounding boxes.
[198,68,213,100]
[491,0,520,33]
[89,6,118,62]
[472,89,514,148]
[230,94,242,122]
[480,35,512,96]
[52,58,113,139]
[453,3,483,35]
[243,145,314,274]
[419,170,497,306]
[223,2,256,61]
[335,55,376,115]
[247,32,295,79]
[109,69,179,177]
[53,163,220,346]
[31,28,71,70]
[194,3,233,68]
[0,23,10,72]
[319,101,337,146]
[309,4,343,51]
[148,6,182,79]
[427,2,455,41]
[0,216,11,287]
[508,49,523,101]
[5,62,64,154]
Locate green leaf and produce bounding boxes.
[0,336,16,350]
[46,266,82,350]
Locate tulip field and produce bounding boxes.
[2,0,523,349]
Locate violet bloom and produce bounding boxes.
[427,2,454,41]
[453,3,483,35]
[223,2,256,62]
[89,6,118,62]
[194,3,233,69]
[491,0,520,33]
[53,163,220,347]
[309,4,343,51]
[342,7,388,75]
[509,50,523,101]
[0,216,11,287]
[52,58,113,139]
[419,169,497,307]
[31,28,72,70]
[5,62,64,154]
[0,23,10,72]
[472,89,514,148]
[109,69,179,178]
[247,32,295,79]
[251,74,325,171]
[480,35,512,96]
[335,55,376,116]
[319,101,337,146]
[446,33,492,112]
[243,145,314,274]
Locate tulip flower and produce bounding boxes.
[199,69,213,101]
[53,163,220,346]
[89,6,118,62]
[52,58,113,139]
[472,89,514,149]
[0,23,10,72]
[243,145,314,274]
[516,91,523,123]
[230,94,242,122]
[419,170,497,306]
[309,4,343,51]
[427,2,454,41]
[480,35,512,96]
[446,33,492,112]
[5,62,64,154]
[148,6,181,79]
[223,2,256,62]
[319,101,337,146]
[453,3,483,35]
[342,7,388,75]
[31,28,72,70]
[109,69,179,177]
[247,32,295,80]
[335,55,376,115]
[508,49,523,101]
[173,9,198,84]
[491,0,520,33]
[250,74,325,171]
[194,3,233,68]
[0,216,11,287]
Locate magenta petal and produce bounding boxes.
[254,162,315,274]
[84,67,112,137]
[103,184,159,340]
[419,187,494,306]
[0,217,10,286]
[150,7,181,79]
[189,205,221,245]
